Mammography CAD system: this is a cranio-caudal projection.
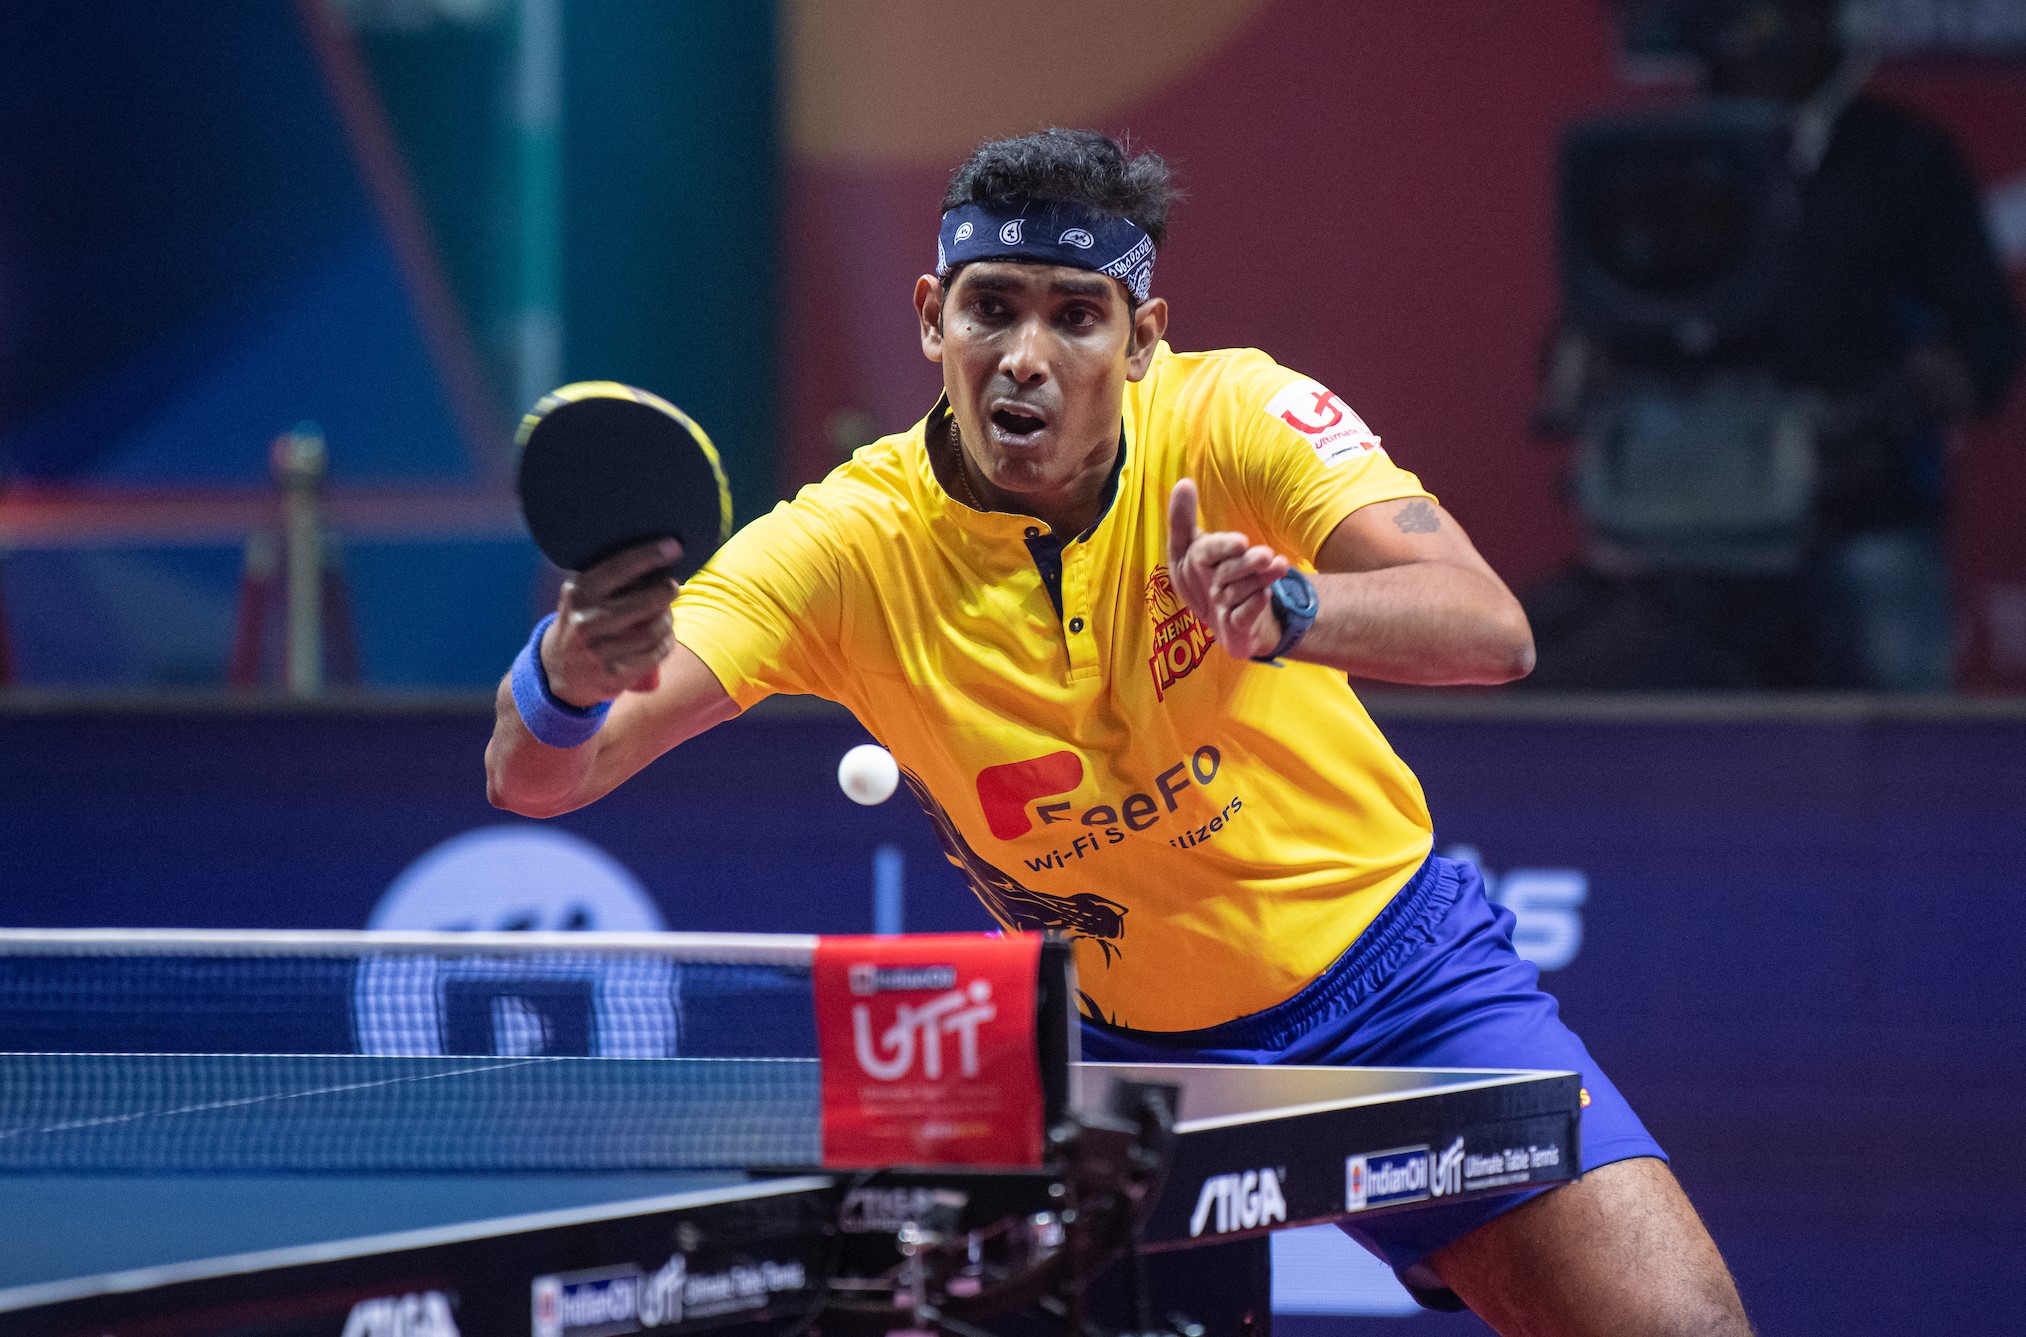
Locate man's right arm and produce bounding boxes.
[485,539,740,818]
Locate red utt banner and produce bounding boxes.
[813,933,1045,1169]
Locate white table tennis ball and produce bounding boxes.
[838,743,899,805]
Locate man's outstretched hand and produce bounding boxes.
[1167,478,1294,661]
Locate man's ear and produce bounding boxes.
[1126,295,1169,381]
[915,275,945,363]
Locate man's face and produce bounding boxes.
[916,261,1161,508]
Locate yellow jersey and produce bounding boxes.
[674,343,1436,1030]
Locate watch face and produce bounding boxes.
[1277,571,1319,620]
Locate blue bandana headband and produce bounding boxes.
[936,200,1155,303]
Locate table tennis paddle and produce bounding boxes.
[514,381,733,580]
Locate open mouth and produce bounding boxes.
[990,407,1048,438]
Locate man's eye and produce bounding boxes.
[1061,307,1098,328]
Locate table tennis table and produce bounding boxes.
[0,930,1582,1335]
[0,1057,1577,1335]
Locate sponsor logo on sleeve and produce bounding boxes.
[1188,1167,1287,1236]
[1344,1145,1431,1213]
[342,1292,459,1337]
[1262,378,1380,466]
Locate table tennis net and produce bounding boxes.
[0,931,827,1172]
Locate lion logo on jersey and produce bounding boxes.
[1145,566,1215,701]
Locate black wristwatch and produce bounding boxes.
[1253,569,1319,663]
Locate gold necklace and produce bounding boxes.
[946,420,988,511]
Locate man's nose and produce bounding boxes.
[999,318,1051,384]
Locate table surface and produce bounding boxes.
[0,1058,1577,1316]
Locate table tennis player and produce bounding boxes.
[487,129,1753,1336]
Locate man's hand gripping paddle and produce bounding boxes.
[515,382,733,699]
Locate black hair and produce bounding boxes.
[943,129,1177,251]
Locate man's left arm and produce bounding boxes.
[1167,479,1534,686]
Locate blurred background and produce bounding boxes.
[1,1,2022,1333]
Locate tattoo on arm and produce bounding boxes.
[1393,499,1441,534]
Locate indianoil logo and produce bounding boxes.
[1145,566,1215,701]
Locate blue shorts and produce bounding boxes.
[1079,853,1664,1294]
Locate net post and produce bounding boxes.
[1036,935,1078,1132]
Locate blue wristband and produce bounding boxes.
[510,613,611,748]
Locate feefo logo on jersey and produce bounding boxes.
[1263,377,1380,467]
[976,740,1226,848]
[975,751,1085,840]
[342,1291,459,1337]
[1188,1167,1288,1237]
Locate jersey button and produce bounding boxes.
[1068,617,1085,633]
[1024,526,1041,538]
